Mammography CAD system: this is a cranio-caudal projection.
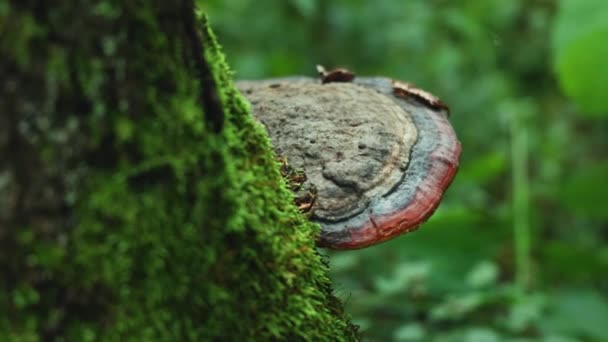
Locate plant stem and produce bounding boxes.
[511,109,531,291]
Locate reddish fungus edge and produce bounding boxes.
[321,106,461,250]
[336,146,460,249]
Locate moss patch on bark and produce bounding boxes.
[0,2,356,340]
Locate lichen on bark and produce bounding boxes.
[0,1,357,340]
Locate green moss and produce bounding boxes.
[1,2,356,340]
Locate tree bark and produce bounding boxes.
[0,1,356,340]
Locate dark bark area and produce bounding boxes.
[0,1,356,340]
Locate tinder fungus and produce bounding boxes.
[237,75,461,250]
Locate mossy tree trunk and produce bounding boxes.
[0,1,356,340]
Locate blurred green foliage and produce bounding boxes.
[552,0,608,116]
[204,0,608,340]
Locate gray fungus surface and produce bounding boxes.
[237,80,418,222]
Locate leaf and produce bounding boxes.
[540,290,608,341]
[393,323,427,341]
[289,0,317,18]
[466,260,499,289]
[505,294,546,333]
[552,0,608,116]
[463,327,500,342]
[430,292,486,322]
[374,261,431,296]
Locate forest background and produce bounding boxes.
[206,1,608,341]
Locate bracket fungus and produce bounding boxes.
[237,70,461,250]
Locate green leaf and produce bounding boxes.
[393,323,427,341]
[552,0,608,116]
[430,292,487,322]
[463,327,500,342]
[506,294,546,333]
[374,261,431,296]
[541,290,608,341]
[465,260,498,289]
[289,0,317,18]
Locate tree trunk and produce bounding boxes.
[0,1,356,340]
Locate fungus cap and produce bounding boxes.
[238,77,461,250]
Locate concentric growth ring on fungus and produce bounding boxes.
[237,75,461,250]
